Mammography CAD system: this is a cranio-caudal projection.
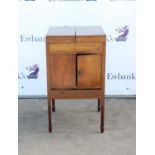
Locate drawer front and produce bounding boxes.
[47,43,102,54]
[50,90,101,99]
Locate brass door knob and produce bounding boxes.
[78,70,84,75]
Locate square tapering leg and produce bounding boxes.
[48,99,52,132]
[100,97,104,133]
[52,99,55,112]
[97,99,100,112]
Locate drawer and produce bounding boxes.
[47,43,102,54]
[50,90,101,99]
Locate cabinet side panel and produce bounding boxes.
[46,42,51,99]
[101,41,106,95]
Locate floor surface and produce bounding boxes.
[19,98,136,155]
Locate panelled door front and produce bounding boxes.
[49,54,102,89]
[49,54,76,88]
[77,54,101,88]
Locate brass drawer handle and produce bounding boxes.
[60,91,64,95]
[88,91,92,96]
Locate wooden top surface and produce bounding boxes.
[75,26,105,36]
[46,26,105,37]
[47,26,75,36]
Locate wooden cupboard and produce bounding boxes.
[46,26,106,133]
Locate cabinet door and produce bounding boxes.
[77,54,101,88]
[49,54,76,88]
